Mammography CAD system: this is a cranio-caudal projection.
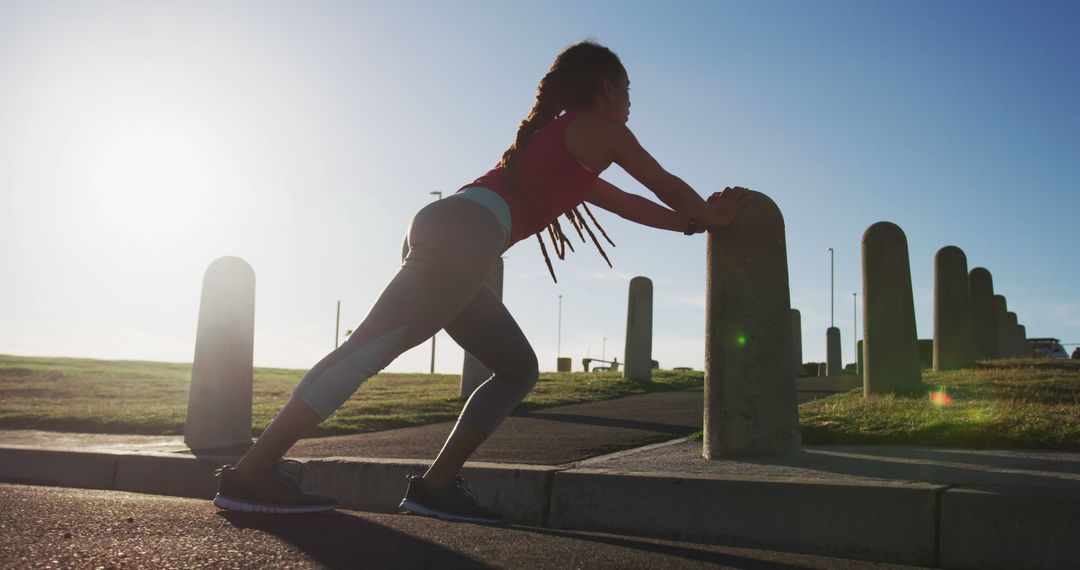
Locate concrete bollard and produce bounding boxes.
[817,362,827,377]
[933,246,974,371]
[1016,325,1030,357]
[1006,312,1020,359]
[704,191,800,458]
[791,309,803,376]
[826,327,842,376]
[185,256,256,452]
[461,257,504,400]
[993,295,1010,359]
[862,222,922,397]
[917,339,933,369]
[556,357,572,372]
[968,268,997,361]
[623,277,654,382]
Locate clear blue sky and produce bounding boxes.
[1,0,1077,372]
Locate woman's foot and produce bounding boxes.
[398,475,502,524]
[213,459,337,514]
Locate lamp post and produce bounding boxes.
[428,191,442,374]
[828,247,835,327]
[335,300,341,349]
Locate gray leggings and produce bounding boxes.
[291,192,539,436]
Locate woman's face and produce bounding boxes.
[596,72,631,123]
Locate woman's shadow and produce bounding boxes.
[217,510,494,569]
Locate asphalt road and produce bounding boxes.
[0,484,926,569]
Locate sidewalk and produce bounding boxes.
[2,379,1078,569]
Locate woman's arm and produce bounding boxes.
[604,122,730,231]
[586,178,705,233]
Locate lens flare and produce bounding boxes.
[737,335,747,347]
[930,387,953,407]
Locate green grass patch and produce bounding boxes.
[689,359,1080,450]
[0,354,703,437]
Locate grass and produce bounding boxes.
[689,358,1080,450]
[0,354,703,437]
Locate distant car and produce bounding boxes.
[1029,338,1069,359]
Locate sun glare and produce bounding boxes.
[87,117,212,239]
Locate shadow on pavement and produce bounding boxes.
[738,448,1080,489]
[512,526,809,570]
[514,412,695,435]
[875,447,1080,473]
[217,511,493,569]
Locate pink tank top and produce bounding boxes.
[460,108,599,247]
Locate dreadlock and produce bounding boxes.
[501,40,625,283]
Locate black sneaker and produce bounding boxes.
[213,459,338,514]
[398,475,503,524]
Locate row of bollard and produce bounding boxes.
[184,189,1029,460]
[938,253,1031,371]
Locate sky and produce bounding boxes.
[1,0,1078,374]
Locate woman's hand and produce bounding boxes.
[705,186,752,232]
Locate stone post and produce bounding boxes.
[1017,324,1030,357]
[968,268,997,361]
[791,309,803,376]
[826,327,842,376]
[1006,311,1020,359]
[917,339,933,369]
[993,295,1010,359]
[857,340,864,377]
[862,222,922,396]
[624,277,653,382]
[704,191,800,458]
[185,256,255,452]
[933,246,974,371]
[461,257,504,400]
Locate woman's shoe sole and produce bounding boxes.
[213,494,337,514]
[398,498,502,525]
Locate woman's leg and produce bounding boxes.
[231,197,506,479]
[423,285,539,487]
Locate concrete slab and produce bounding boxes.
[302,458,557,526]
[115,452,224,499]
[547,468,941,567]
[0,430,186,453]
[0,447,117,490]
[577,441,1080,490]
[940,485,1080,570]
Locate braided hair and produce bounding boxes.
[502,41,624,283]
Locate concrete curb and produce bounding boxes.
[3,445,1079,568]
[940,485,1080,569]
[548,468,941,567]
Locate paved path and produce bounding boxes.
[290,388,706,465]
[288,385,846,465]
[0,483,927,569]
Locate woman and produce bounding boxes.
[213,40,749,524]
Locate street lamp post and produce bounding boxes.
[828,248,835,327]
[335,300,341,349]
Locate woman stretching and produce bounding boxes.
[214,40,748,524]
